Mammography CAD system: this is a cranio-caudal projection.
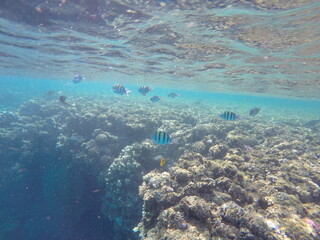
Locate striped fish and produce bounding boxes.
[138,86,152,96]
[168,92,179,98]
[150,96,161,102]
[112,84,131,95]
[220,111,239,121]
[151,131,172,145]
[72,75,84,84]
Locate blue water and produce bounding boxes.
[1,1,320,239]
[2,75,320,120]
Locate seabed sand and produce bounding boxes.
[0,96,319,240]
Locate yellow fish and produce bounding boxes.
[159,157,166,167]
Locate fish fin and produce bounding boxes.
[126,90,132,96]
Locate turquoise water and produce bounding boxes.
[1,75,320,120]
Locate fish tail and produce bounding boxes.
[126,90,132,96]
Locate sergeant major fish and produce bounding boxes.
[249,107,260,117]
[112,84,131,96]
[151,131,172,145]
[220,111,239,121]
[138,86,152,96]
[150,96,161,102]
[59,95,69,105]
[168,92,179,98]
[72,75,84,84]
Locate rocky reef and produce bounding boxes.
[0,95,319,240]
[135,118,320,240]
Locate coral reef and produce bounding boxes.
[0,95,319,240]
[134,111,320,240]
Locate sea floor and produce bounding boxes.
[0,94,319,240]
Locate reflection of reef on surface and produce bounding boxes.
[0,96,319,240]
[251,0,318,10]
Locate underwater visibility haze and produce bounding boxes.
[0,1,320,240]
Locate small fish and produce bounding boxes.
[150,96,161,102]
[151,131,172,145]
[17,168,26,173]
[159,157,166,167]
[8,146,19,151]
[112,84,131,96]
[220,111,239,121]
[59,95,68,105]
[45,90,55,96]
[138,86,152,96]
[168,92,179,98]
[304,119,320,127]
[72,75,84,84]
[249,107,260,116]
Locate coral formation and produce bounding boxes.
[0,96,319,240]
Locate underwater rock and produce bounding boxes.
[220,201,247,226]
[19,99,43,116]
[191,124,221,140]
[101,144,144,231]
[171,167,193,184]
[191,141,206,154]
[208,143,228,159]
[257,196,274,210]
[95,133,109,145]
[179,196,211,221]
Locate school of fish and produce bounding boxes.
[57,77,263,167]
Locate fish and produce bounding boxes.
[59,95,68,105]
[159,157,166,167]
[138,86,152,96]
[151,131,172,145]
[249,107,261,116]
[220,111,239,121]
[150,96,161,102]
[112,84,131,96]
[72,75,84,84]
[168,92,179,98]
[8,146,19,151]
[45,90,55,96]
[304,119,320,128]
